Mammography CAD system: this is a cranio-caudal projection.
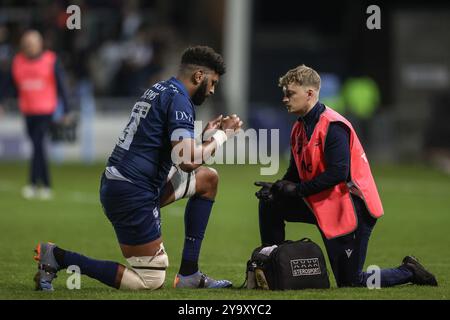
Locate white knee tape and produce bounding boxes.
[120,244,169,290]
[167,165,196,200]
[120,268,149,290]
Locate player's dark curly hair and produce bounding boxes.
[181,45,226,75]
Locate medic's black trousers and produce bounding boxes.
[258,194,413,287]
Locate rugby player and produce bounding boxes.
[34,46,242,291]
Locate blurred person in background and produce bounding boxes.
[341,75,381,147]
[114,25,160,96]
[424,91,450,174]
[0,25,13,118]
[0,30,71,200]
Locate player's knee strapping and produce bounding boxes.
[167,165,197,200]
[119,244,169,290]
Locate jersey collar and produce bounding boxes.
[169,77,190,98]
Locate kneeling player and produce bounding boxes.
[33,46,242,291]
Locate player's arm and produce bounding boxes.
[171,115,242,172]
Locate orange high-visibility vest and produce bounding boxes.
[11,50,58,115]
[291,106,384,239]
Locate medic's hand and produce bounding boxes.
[271,180,299,198]
[254,181,274,201]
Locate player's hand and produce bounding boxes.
[202,114,224,141]
[271,180,299,198]
[221,114,243,138]
[205,114,223,131]
[254,181,274,201]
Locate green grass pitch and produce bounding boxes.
[0,161,449,299]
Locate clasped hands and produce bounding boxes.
[202,114,243,140]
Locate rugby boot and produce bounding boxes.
[402,256,438,286]
[174,271,232,289]
[33,242,60,291]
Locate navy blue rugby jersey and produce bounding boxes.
[107,77,195,202]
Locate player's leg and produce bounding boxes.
[160,182,175,208]
[117,236,169,290]
[34,240,168,291]
[35,240,168,292]
[33,172,127,291]
[160,165,197,208]
[180,166,216,268]
[161,165,232,288]
[34,175,168,291]
[160,166,215,277]
[100,174,169,290]
[34,241,126,291]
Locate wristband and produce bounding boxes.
[212,130,228,147]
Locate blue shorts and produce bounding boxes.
[99,174,161,245]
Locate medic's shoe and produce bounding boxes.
[402,256,438,286]
[33,242,60,291]
[174,271,232,289]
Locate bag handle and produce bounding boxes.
[238,260,252,289]
[238,274,248,289]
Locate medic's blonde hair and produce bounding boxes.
[278,64,321,91]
